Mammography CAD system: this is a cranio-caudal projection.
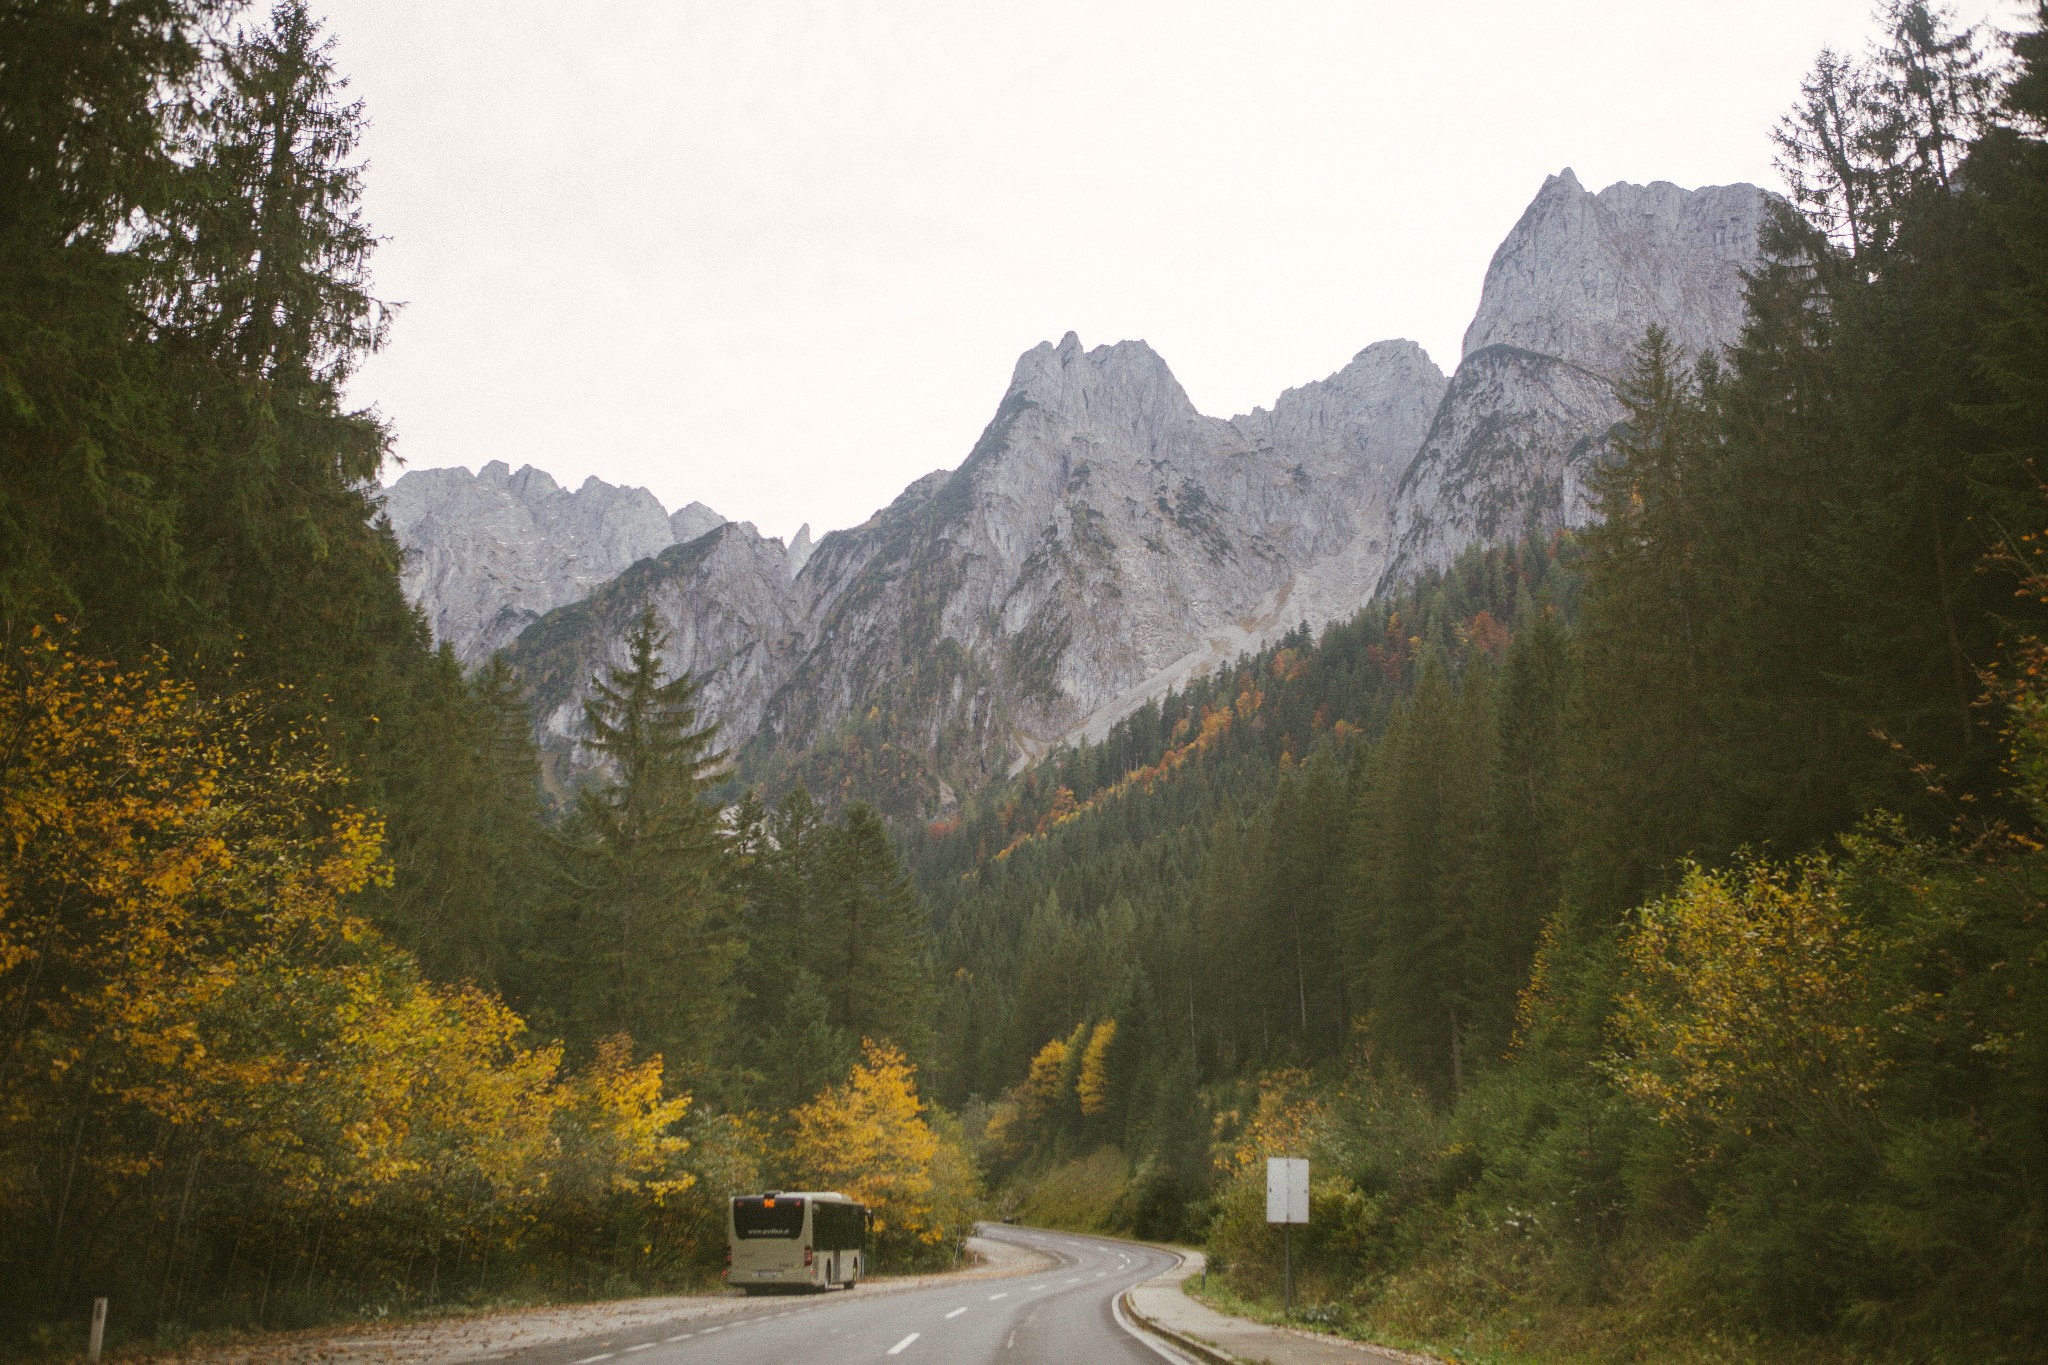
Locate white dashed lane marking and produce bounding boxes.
[886,1332,919,1355]
[945,1307,968,1319]
[988,1292,1008,1300]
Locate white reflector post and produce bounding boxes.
[1265,1157,1309,1224]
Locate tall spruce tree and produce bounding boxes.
[1258,746,1354,1059]
[0,0,220,634]
[1565,327,1718,920]
[550,607,737,1066]
[370,654,550,993]
[1347,652,1497,1098]
[1476,604,1570,1058]
[816,802,932,1053]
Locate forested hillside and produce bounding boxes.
[904,6,2048,1359]
[0,1,971,1347]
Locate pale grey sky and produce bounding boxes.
[336,0,2017,542]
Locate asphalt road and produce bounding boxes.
[496,1225,1184,1365]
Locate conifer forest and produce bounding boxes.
[5,1,2048,1362]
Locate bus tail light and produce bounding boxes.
[803,1246,813,1267]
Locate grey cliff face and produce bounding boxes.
[498,331,1447,803]
[777,332,1448,776]
[396,170,1772,811]
[785,524,815,578]
[670,501,726,544]
[1380,347,1624,586]
[1381,171,1773,585]
[1461,168,1769,376]
[501,522,813,786]
[380,462,727,666]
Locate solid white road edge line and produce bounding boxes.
[886,1332,919,1355]
[1111,1248,1203,1365]
[1113,1288,1202,1365]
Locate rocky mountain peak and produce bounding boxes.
[381,463,726,666]
[396,167,1775,816]
[1233,339,1448,470]
[670,500,725,544]
[1461,170,1770,375]
[787,523,815,578]
[1385,173,1772,589]
[1006,333,1201,438]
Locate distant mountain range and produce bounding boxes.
[379,169,1771,812]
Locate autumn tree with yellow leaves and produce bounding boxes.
[1077,1020,1117,1118]
[0,631,695,1328]
[1609,856,1888,1152]
[786,1041,978,1264]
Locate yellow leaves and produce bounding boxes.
[1609,855,1884,1145]
[1215,1067,1323,1177]
[788,1040,978,1248]
[554,1035,693,1202]
[0,628,704,1254]
[1020,1035,1070,1124]
[1077,1019,1117,1117]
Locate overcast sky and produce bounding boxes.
[332,0,2018,542]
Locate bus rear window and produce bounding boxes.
[733,1196,805,1238]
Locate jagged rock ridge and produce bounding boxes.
[396,170,1774,812]
[1462,169,1767,375]
[498,333,1449,804]
[382,463,817,665]
[1381,170,1771,586]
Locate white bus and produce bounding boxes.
[726,1191,869,1293]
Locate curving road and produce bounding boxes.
[496,1226,1186,1365]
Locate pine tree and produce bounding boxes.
[1476,607,1570,1057]
[163,0,385,383]
[370,653,549,993]
[1258,746,1351,1058]
[0,0,219,632]
[1196,809,1260,1071]
[1566,328,1718,920]
[552,607,737,1067]
[816,802,932,1053]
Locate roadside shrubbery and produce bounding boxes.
[0,631,702,1334]
[1202,808,2048,1360]
[0,632,983,1342]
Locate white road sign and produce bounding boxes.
[1265,1156,1309,1224]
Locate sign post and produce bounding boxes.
[1265,1157,1309,1315]
[87,1298,107,1364]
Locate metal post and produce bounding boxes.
[87,1298,107,1364]
[1283,1224,1292,1316]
